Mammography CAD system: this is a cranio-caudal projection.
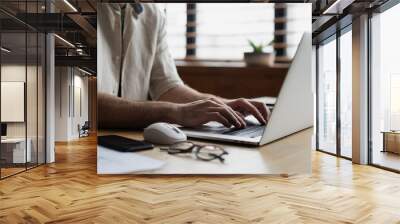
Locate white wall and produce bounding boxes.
[71,73,89,138]
[1,63,47,164]
[55,66,70,141]
[55,67,89,141]
[1,66,26,139]
[1,65,40,137]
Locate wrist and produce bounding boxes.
[203,94,230,104]
[163,103,182,124]
[221,98,232,104]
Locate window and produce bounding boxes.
[370,3,400,171]
[316,25,353,159]
[286,4,311,58]
[390,74,400,130]
[160,3,311,61]
[195,3,275,60]
[340,28,352,158]
[317,36,337,155]
[0,1,47,179]
[162,3,187,59]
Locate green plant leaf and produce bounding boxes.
[248,40,258,52]
[250,40,262,53]
[248,39,274,53]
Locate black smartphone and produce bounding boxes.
[97,135,154,152]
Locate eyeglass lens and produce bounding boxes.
[161,142,228,162]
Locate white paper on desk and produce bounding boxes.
[97,146,165,174]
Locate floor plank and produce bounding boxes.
[1,135,400,224]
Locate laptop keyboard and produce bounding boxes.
[182,115,269,139]
[222,125,265,138]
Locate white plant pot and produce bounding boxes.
[244,52,275,67]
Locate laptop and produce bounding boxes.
[181,33,313,146]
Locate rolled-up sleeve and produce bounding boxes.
[149,9,184,100]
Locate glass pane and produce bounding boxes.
[161,3,310,60]
[286,4,312,58]
[340,29,352,158]
[27,31,38,169]
[1,31,28,177]
[38,32,46,165]
[371,4,400,171]
[25,0,42,170]
[0,1,46,178]
[159,3,186,59]
[195,3,275,60]
[318,37,337,154]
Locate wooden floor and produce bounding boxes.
[1,136,400,224]
[1,167,26,178]
[373,150,400,171]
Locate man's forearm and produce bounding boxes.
[98,92,179,129]
[158,85,269,124]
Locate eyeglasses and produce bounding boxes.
[160,142,228,163]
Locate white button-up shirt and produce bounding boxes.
[98,3,183,101]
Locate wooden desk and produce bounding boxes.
[98,128,312,175]
[1,138,32,165]
[382,131,400,154]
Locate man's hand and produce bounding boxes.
[225,98,271,125]
[175,99,246,128]
[173,97,270,128]
[159,86,270,127]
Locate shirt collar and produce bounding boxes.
[109,3,141,12]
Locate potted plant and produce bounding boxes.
[244,39,274,67]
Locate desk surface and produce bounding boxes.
[381,131,400,134]
[98,128,312,175]
[1,138,26,143]
[97,96,311,175]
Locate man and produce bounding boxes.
[98,3,270,129]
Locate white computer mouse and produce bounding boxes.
[144,122,187,145]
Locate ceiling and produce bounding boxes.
[1,0,97,73]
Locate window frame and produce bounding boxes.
[315,0,400,173]
[338,25,353,159]
[0,1,48,180]
[367,0,400,173]
[169,3,291,63]
[315,23,353,161]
